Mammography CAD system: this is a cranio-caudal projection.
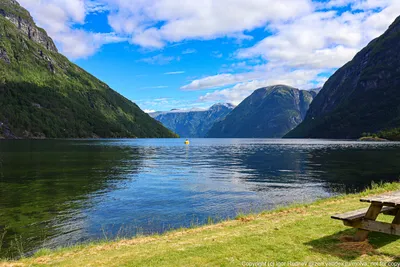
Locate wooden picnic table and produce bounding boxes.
[332,191,400,241]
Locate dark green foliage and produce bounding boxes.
[286,16,400,139]
[206,85,318,138]
[153,103,235,138]
[376,128,400,141]
[0,10,177,138]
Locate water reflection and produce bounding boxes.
[306,146,400,192]
[0,140,144,258]
[0,139,400,258]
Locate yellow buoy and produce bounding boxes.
[184,139,190,145]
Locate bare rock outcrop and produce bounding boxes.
[0,0,58,52]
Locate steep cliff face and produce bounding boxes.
[0,0,177,139]
[206,85,318,138]
[0,0,57,52]
[151,103,235,137]
[286,16,400,139]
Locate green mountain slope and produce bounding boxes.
[286,16,400,139]
[206,85,318,138]
[0,0,177,138]
[151,103,235,138]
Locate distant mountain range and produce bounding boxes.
[150,107,209,119]
[206,85,319,138]
[0,0,176,139]
[286,15,400,139]
[151,103,235,137]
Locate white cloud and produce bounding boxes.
[144,109,156,113]
[18,0,85,32]
[132,28,165,48]
[237,11,365,69]
[138,54,177,65]
[182,48,197,54]
[351,0,392,10]
[181,73,261,91]
[211,51,223,58]
[320,0,353,8]
[317,0,391,9]
[237,1,400,68]
[85,0,109,13]
[19,0,126,59]
[164,71,185,75]
[54,31,127,59]
[105,0,313,48]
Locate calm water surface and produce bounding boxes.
[1,138,400,257]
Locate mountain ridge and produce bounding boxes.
[151,103,235,138]
[207,85,318,138]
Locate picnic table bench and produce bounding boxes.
[332,191,400,241]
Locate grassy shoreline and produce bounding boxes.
[2,182,400,266]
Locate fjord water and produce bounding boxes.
[1,139,400,257]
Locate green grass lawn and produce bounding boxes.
[2,183,400,266]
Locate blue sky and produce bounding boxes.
[19,0,400,112]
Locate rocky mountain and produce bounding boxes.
[151,103,235,137]
[206,85,318,138]
[0,0,177,138]
[0,0,57,53]
[286,16,400,139]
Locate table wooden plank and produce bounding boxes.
[344,220,400,236]
[360,191,400,205]
[332,206,397,221]
[360,191,400,201]
[381,197,400,206]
